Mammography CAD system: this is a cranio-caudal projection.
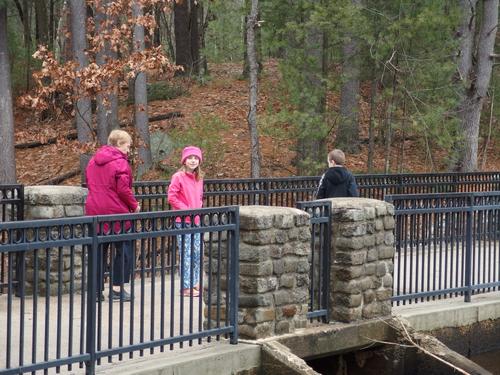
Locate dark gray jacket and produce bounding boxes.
[316,166,359,199]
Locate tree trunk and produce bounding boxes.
[21,0,32,91]
[296,3,326,175]
[246,0,261,178]
[0,6,17,183]
[163,8,176,60]
[153,3,162,47]
[198,1,209,75]
[95,0,119,145]
[34,0,49,47]
[174,0,200,76]
[189,0,200,76]
[174,0,192,74]
[69,0,93,183]
[95,2,109,146]
[132,0,152,178]
[456,0,498,172]
[55,0,70,63]
[367,76,377,172]
[457,0,476,86]
[384,69,398,173]
[337,0,362,153]
[243,0,262,78]
[49,0,55,49]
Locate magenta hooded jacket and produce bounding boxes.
[85,145,138,217]
[167,171,203,224]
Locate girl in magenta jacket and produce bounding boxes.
[168,146,204,297]
[85,130,140,302]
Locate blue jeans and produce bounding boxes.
[176,223,201,290]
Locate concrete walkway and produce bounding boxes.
[394,290,500,331]
[2,272,500,374]
[393,241,500,300]
[0,275,231,374]
[2,289,500,375]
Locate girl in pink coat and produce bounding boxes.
[168,146,204,297]
[85,130,140,302]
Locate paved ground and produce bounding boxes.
[2,243,500,375]
[394,241,500,302]
[0,275,229,374]
[394,290,500,331]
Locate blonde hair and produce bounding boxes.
[179,165,204,181]
[328,149,346,165]
[107,130,132,147]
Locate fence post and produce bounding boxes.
[263,180,270,206]
[85,217,98,374]
[464,197,473,303]
[229,207,240,344]
[15,185,25,296]
[321,204,331,323]
[397,175,403,195]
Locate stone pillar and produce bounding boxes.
[204,206,311,340]
[327,198,395,323]
[23,186,87,295]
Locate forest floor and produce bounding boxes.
[13,60,500,186]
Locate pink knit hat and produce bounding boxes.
[181,146,203,164]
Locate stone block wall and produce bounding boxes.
[23,186,87,295]
[205,206,311,340]
[326,198,395,323]
[238,206,311,339]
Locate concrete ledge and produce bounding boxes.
[95,342,261,375]
[394,291,500,332]
[262,341,319,375]
[268,318,394,359]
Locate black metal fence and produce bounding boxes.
[386,192,500,305]
[0,207,239,375]
[296,201,331,322]
[357,171,500,200]
[0,185,23,223]
[0,185,24,294]
[133,171,500,211]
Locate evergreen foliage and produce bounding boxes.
[204,0,246,63]
[259,0,469,173]
[3,0,498,175]
[167,113,230,175]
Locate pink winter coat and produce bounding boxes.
[167,171,203,224]
[85,145,139,218]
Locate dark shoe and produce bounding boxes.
[111,290,132,302]
[96,293,105,302]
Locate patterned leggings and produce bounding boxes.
[176,224,201,290]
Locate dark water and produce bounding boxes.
[470,350,500,375]
[307,347,500,375]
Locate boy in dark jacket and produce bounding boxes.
[316,149,359,198]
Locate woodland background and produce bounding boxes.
[0,0,499,186]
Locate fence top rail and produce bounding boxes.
[385,191,500,212]
[0,207,240,252]
[296,200,331,223]
[385,191,500,202]
[0,216,95,252]
[130,171,500,189]
[0,184,24,199]
[0,215,95,230]
[0,184,24,190]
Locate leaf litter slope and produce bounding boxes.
[13,61,500,186]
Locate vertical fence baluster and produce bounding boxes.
[85,218,98,375]
[464,204,473,302]
[230,208,239,344]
